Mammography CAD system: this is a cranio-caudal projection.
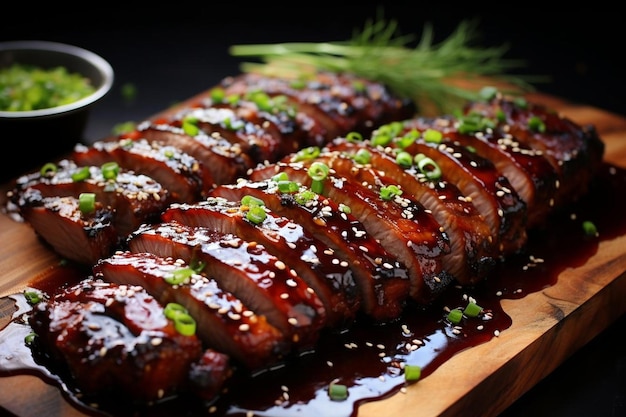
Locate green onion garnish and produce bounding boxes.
[345,131,363,142]
[293,146,321,162]
[404,364,422,382]
[165,267,194,285]
[39,162,57,176]
[528,116,546,133]
[271,171,289,182]
[423,129,443,144]
[447,308,463,324]
[164,303,197,336]
[328,382,348,401]
[353,148,372,165]
[246,205,267,224]
[380,184,402,201]
[71,166,91,182]
[395,151,413,168]
[463,301,482,317]
[182,115,200,136]
[582,220,598,237]
[78,192,96,214]
[23,290,41,304]
[241,195,265,207]
[101,161,119,180]
[24,332,37,346]
[415,155,442,180]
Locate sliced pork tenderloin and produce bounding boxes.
[210,179,411,322]
[126,221,327,350]
[93,250,289,369]
[161,196,360,327]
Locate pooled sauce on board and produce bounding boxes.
[1,162,625,417]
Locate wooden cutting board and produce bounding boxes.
[1,91,626,417]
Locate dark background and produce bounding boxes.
[2,5,625,416]
[2,6,623,143]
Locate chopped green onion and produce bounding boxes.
[415,155,442,180]
[173,313,197,337]
[39,162,57,176]
[189,258,206,274]
[164,302,187,319]
[463,301,482,317]
[182,115,200,136]
[163,302,196,335]
[307,161,330,181]
[339,203,351,214]
[23,290,41,304]
[328,382,348,401]
[447,308,463,324]
[310,179,324,194]
[71,166,91,182]
[78,192,96,214]
[345,131,363,142]
[395,151,413,168]
[582,220,598,237]
[404,364,422,382]
[395,129,418,149]
[292,146,321,162]
[241,195,264,207]
[353,148,372,165]
[210,87,225,103]
[165,267,194,285]
[380,184,402,201]
[24,332,37,346]
[423,129,443,144]
[295,189,316,204]
[528,116,546,133]
[496,109,506,122]
[271,171,289,182]
[514,96,528,109]
[246,205,267,224]
[101,161,119,180]
[277,180,299,193]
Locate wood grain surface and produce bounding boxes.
[1,92,625,417]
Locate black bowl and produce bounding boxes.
[0,40,114,182]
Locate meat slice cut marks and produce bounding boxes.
[129,119,254,189]
[161,196,360,327]
[72,138,205,203]
[210,179,411,322]
[401,116,559,228]
[9,159,169,237]
[27,278,226,402]
[463,93,605,210]
[93,251,288,369]
[17,190,119,265]
[249,160,453,304]
[126,221,327,350]
[322,139,498,285]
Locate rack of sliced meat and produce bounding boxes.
[4,71,605,404]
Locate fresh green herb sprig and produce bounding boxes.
[229,16,541,114]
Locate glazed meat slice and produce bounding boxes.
[220,71,416,144]
[463,91,605,210]
[321,140,498,285]
[27,278,228,403]
[93,251,288,369]
[161,197,360,327]
[377,131,529,255]
[126,222,327,349]
[166,104,288,164]
[249,161,453,304]
[16,189,119,265]
[402,116,559,227]
[130,119,254,188]
[210,179,410,322]
[10,159,169,237]
[72,138,205,203]
[199,92,329,150]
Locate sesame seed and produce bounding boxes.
[288,317,298,325]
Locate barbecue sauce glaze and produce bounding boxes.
[1,162,624,417]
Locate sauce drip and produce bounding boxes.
[1,162,625,417]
